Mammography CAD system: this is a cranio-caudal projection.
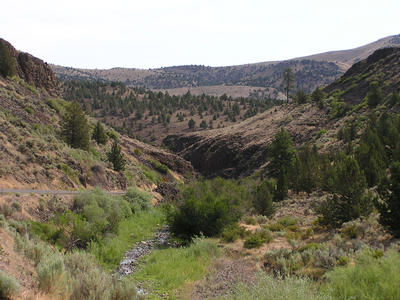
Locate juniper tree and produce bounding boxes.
[92,121,108,145]
[282,68,295,103]
[378,162,400,236]
[107,140,126,172]
[319,156,372,227]
[62,101,90,151]
[269,128,295,201]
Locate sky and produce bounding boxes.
[1,0,399,69]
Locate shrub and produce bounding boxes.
[0,204,13,217]
[150,159,169,174]
[227,272,330,300]
[268,222,284,232]
[221,223,247,243]
[65,251,112,300]
[168,178,246,240]
[244,228,272,249]
[36,253,68,294]
[0,214,5,228]
[244,216,257,225]
[0,270,20,300]
[278,216,298,227]
[325,249,400,300]
[11,201,21,212]
[124,187,152,213]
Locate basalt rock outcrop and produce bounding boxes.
[0,38,59,94]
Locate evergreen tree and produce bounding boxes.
[252,180,275,216]
[269,128,295,201]
[188,118,195,129]
[200,120,207,129]
[356,128,386,187]
[295,89,308,104]
[311,87,326,104]
[0,42,16,77]
[283,68,295,103]
[107,140,126,172]
[378,162,400,236]
[366,81,383,107]
[92,121,108,145]
[62,101,90,150]
[319,156,372,227]
[291,144,320,193]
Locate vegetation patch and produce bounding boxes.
[133,237,219,297]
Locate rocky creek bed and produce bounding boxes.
[115,226,173,278]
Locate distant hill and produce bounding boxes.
[163,47,400,178]
[52,34,400,97]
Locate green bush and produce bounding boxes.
[325,249,400,300]
[0,270,20,300]
[0,214,5,228]
[168,178,246,240]
[278,216,298,227]
[36,253,68,294]
[0,270,19,300]
[244,216,257,225]
[244,228,272,249]
[65,251,113,300]
[124,187,152,213]
[226,272,330,300]
[221,223,247,243]
[150,159,169,174]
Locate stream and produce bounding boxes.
[115,226,173,294]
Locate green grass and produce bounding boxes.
[89,208,164,270]
[133,237,219,297]
[222,272,330,300]
[325,248,400,300]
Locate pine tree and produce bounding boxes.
[0,42,16,77]
[295,89,308,104]
[92,121,108,145]
[378,162,400,236]
[311,87,326,104]
[269,128,295,201]
[107,140,126,172]
[62,101,90,151]
[282,68,295,103]
[356,128,386,187]
[252,180,275,216]
[188,118,195,129]
[366,81,383,107]
[319,156,372,227]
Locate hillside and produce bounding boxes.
[163,47,400,178]
[61,80,277,146]
[0,38,194,191]
[52,34,400,97]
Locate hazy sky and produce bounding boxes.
[1,0,399,69]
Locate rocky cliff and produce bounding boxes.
[0,38,59,94]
